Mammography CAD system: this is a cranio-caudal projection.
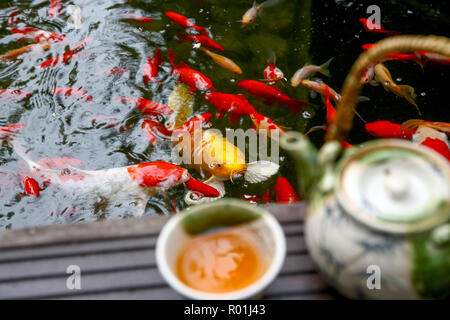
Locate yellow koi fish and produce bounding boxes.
[165,83,194,130]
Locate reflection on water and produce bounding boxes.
[0,0,448,229]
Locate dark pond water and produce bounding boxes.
[0,0,449,229]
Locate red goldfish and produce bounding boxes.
[52,88,93,102]
[11,27,66,43]
[238,80,309,114]
[168,50,215,92]
[22,176,40,197]
[143,46,162,85]
[171,113,212,139]
[359,18,399,36]
[263,61,285,85]
[177,34,224,51]
[0,89,31,100]
[204,92,256,123]
[40,52,80,68]
[120,14,153,23]
[141,119,172,145]
[275,177,299,204]
[165,11,208,35]
[117,97,174,117]
[48,0,62,19]
[365,121,416,139]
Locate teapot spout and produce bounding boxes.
[280,131,319,199]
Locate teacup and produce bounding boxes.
[156,199,286,300]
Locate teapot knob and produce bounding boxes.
[384,169,409,200]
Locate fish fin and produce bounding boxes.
[184,178,225,205]
[177,61,190,69]
[216,110,226,120]
[167,49,177,67]
[245,161,279,184]
[11,140,43,172]
[133,195,151,217]
[358,96,371,102]
[398,85,421,115]
[304,125,326,136]
[369,80,379,87]
[353,109,367,124]
[318,57,334,77]
[229,113,241,124]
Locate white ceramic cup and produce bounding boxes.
[156,199,286,300]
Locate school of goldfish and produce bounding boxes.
[0,1,448,220]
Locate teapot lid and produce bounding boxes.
[337,139,450,234]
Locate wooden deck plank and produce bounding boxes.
[0,202,334,300]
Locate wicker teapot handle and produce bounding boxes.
[326,35,450,142]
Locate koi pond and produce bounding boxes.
[0,0,449,229]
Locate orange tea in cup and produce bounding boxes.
[176,225,269,293]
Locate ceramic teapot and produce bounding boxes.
[280,35,450,299]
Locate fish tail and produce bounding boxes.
[398,84,421,115]
[244,161,279,184]
[319,57,334,77]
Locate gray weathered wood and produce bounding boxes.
[0,202,335,300]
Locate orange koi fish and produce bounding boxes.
[165,11,208,35]
[0,43,50,61]
[143,46,162,84]
[177,33,224,51]
[199,47,243,74]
